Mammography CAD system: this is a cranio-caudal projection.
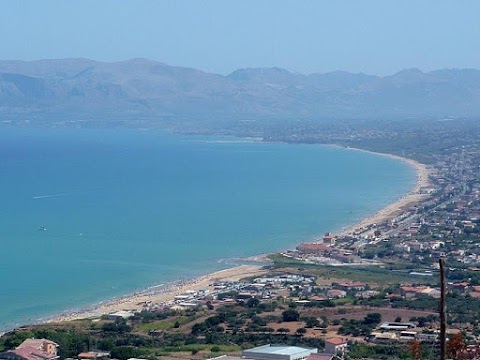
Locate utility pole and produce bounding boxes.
[440,258,447,360]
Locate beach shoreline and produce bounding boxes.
[43,264,268,324]
[36,145,432,327]
[331,145,432,237]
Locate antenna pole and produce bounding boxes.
[440,258,447,360]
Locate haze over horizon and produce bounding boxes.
[1,1,479,76]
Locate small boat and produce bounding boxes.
[38,226,47,231]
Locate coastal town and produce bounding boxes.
[3,119,480,360]
[2,1,480,359]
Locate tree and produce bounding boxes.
[364,313,382,326]
[246,298,260,308]
[296,328,307,336]
[111,346,139,360]
[304,317,320,328]
[447,333,466,360]
[409,340,422,360]
[282,309,300,322]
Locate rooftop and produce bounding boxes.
[325,338,347,345]
[243,345,317,357]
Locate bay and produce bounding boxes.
[0,128,415,329]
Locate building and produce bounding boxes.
[0,347,58,360]
[326,289,346,299]
[0,339,59,360]
[379,322,416,331]
[338,282,366,291]
[17,339,58,357]
[242,344,317,360]
[323,233,335,246]
[324,338,348,358]
[107,310,135,320]
[306,354,334,360]
[296,243,331,255]
[77,352,110,360]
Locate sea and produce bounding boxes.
[0,128,415,330]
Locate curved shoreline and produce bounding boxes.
[331,145,432,237]
[19,145,431,329]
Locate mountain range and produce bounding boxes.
[1,58,479,124]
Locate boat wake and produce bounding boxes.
[33,193,70,199]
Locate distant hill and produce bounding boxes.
[1,58,479,124]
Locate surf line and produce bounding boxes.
[33,193,70,199]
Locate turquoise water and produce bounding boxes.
[0,128,415,329]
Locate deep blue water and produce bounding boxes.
[0,128,415,329]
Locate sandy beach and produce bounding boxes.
[335,147,433,237]
[43,147,431,326]
[46,264,267,324]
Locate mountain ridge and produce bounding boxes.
[1,58,479,123]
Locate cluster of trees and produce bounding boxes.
[391,293,480,325]
[338,313,382,337]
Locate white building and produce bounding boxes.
[242,345,317,360]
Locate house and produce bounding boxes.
[449,282,469,293]
[17,339,58,357]
[324,338,348,358]
[338,282,366,291]
[399,285,429,299]
[326,289,346,299]
[0,347,58,360]
[77,352,110,360]
[420,288,441,298]
[0,339,59,360]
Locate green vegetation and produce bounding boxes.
[338,313,382,337]
[133,315,197,333]
[267,255,431,285]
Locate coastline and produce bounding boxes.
[332,146,432,237]
[45,265,267,324]
[36,145,431,328]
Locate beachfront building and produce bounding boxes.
[242,344,318,360]
[107,310,135,320]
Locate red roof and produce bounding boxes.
[4,346,58,360]
[78,353,98,359]
[297,243,331,252]
[326,337,347,345]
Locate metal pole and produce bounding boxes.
[440,258,447,360]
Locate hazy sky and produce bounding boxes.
[1,1,479,75]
